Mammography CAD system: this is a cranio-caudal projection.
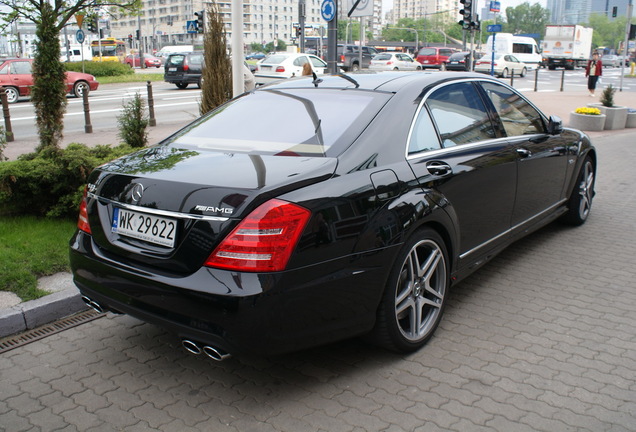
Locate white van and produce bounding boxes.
[60,44,92,62]
[484,33,542,70]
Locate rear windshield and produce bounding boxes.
[374,54,392,61]
[171,88,391,157]
[262,55,288,65]
[166,55,185,66]
[418,48,436,56]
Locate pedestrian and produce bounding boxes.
[585,51,602,97]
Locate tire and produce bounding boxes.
[197,77,203,89]
[370,228,449,353]
[4,87,19,104]
[439,63,446,71]
[416,65,422,70]
[73,81,89,98]
[520,67,527,77]
[548,65,556,70]
[393,67,399,71]
[351,63,360,72]
[501,68,509,78]
[175,83,188,89]
[562,157,595,226]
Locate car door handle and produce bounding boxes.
[426,161,452,177]
[516,148,532,158]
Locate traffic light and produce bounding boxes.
[135,29,140,40]
[194,10,204,33]
[296,26,302,38]
[458,0,473,30]
[86,16,98,33]
[612,6,617,18]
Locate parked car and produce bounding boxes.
[0,58,99,104]
[368,52,422,71]
[337,44,379,71]
[245,52,265,60]
[254,52,328,85]
[125,53,162,68]
[416,46,457,69]
[474,54,528,78]
[601,54,619,67]
[71,71,596,360]
[164,51,204,89]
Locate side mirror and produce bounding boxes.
[547,115,563,135]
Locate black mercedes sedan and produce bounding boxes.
[70,72,596,360]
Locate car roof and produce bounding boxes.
[260,71,498,93]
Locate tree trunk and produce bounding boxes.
[31,3,68,153]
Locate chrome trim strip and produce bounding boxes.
[87,192,230,222]
[459,199,567,260]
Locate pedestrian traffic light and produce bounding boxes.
[194,11,204,33]
[458,0,473,30]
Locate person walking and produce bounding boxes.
[585,52,602,97]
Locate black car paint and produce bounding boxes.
[70,72,595,356]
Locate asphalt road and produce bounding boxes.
[1,126,635,429]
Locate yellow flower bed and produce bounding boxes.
[575,107,602,115]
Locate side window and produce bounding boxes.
[293,56,308,67]
[310,56,327,68]
[10,61,32,74]
[0,64,8,75]
[481,81,546,136]
[408,106,442,155]
[425,82,496,147]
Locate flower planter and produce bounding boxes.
[569,112,606,131]
[626,111,636,128]
[588,104,628,130]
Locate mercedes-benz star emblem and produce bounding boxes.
[131,183,144,203]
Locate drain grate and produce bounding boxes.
[0,309,105,354]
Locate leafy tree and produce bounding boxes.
[199,3,231,116]
[0,0,139,153]
[503,2,549,35]
[585,13,627,51]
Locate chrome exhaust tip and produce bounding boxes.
[181,339,202,355]
[202,345,232,362]
[81,296,105,314]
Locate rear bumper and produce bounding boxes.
[164,73,201,85]
[69,230,389,356]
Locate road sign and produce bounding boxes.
[76,29,85,44]
[75,14,84,28]
[186,20,198,34]
[487,24,502,33]
[321,0,336,22]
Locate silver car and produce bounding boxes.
[601,54,619,67]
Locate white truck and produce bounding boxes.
[542,25,593,70]
[484,33,543,70]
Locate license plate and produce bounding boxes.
[451,61,458,64]
[112,208,177,247]
[169,67,177,72]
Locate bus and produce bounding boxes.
[90,38,127,62]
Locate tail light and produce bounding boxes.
[205,199,311,272]
[340,54,345,63]
[183,64,190,71]
[275,66,285,72]
[77,186,91,234]
[387,61,393,65]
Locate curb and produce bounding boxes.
[0,288,88,339]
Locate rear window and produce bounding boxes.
[171,88,391,157]
[374,54,392,61]
[418,48,436,56]
[188,54,203,64]
[167,55,185,66]
[262,55,289,65]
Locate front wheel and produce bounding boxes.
[520,67,527,77]
[562,157,595,225]
[370,228,449,353]
[73,81,89,98]
[4,87,19,104]
[501,68,509,78]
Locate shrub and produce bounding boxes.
[0,143,135,218]
[0,125,6,161]
[117,92,149,148]
[600,84,616,108]
[64,61,134,77]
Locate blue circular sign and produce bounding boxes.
[321,0,336,22]
[76,29,85,44]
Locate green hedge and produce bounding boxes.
[64,61,134,77]
[0,144,136,219]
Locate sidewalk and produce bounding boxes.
[1,86,635,339]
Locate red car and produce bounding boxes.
[0,58,99,104]
[416,47,458,70]
[124,54,162,68]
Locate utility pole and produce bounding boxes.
[619,0,633,91]
[299,0,306,53]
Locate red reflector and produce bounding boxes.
[77,186,91,234]
[275,66,285,72]
[205,199,311,272]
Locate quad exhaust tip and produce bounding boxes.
[181,339,231,361]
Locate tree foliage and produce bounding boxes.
[0,0,140,152]
[503,2,550,35]
[585,14,627,51]
[199,2,232,116]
